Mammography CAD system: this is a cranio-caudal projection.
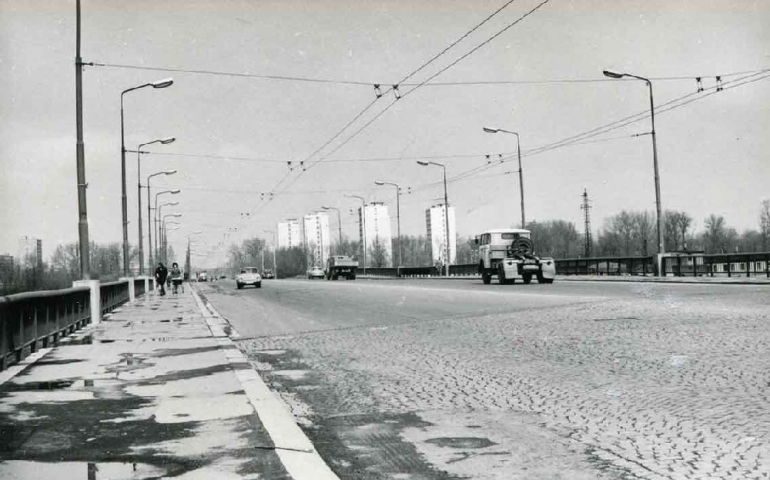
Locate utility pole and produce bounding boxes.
[581,189,592,257]
[75,0,90,279]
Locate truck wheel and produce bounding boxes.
[482,271,491,284]
[256,282,262,288]
[349,274,356,280]
[523,273,532,284]
[236,283,242,290]
[498,265,507,285]
[332,273,339,280]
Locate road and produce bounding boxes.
[197,278,770,480]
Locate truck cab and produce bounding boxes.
[476,228,555,285]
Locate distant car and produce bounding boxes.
[236,267,262,289]
[263,269,275,279]
[197,272,208,282]
[307,267,325,279]
[220,275,227,279]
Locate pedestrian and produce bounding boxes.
[170,262,183,294]
[154,262,168,296]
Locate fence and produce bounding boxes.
[555,257,655,276]
[360,264,479,278]
[0,286,91,371]
[662,252,770,278]
[100,280,130,315]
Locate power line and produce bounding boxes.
[88,61,766,89]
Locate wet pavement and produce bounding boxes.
[0,288,291,479]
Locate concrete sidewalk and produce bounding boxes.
[0,287,337,479]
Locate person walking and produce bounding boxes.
[170,262,183,294]
[154,262,169,296]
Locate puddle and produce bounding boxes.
[3,380,75,392]
[0,460,167,479]
[425,437,497,449]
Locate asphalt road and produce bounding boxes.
[197,278,770,480]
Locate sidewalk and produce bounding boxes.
[0,287,337,479]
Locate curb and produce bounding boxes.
[189,286,340,480]
[357,275,770,285]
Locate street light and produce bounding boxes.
[120,78,174,275]
[161,214,182,264]
[483,127,525,228]
[344,194,366,274]
[146,170,176,269]
[136,137,175,275]
[186,230,202,279]
[417,161,451,276]
[154,189,181,263]
[264,230,278,279]
[374,180,402,267]
[603,69,665,260]
[321,206,343,254]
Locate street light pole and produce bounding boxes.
[136,138,175,275]
[74,0,90,279]
[162,215,182,264]
[374,181,402,267]
[603,70,665,258]
[264,230,277,279]
[417,161,451,276]
[321,206,343,254]
[154,190,180,263]
[119,78,173,276]
[483,127,525,228]
[146,170,177,269]
[344,194,366,274]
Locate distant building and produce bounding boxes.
[18,236,42,270]
[303,212,331,267]
[277,219,302,249]
[359,202,393,267]
[0,254,14,282]
[425,204,456,265]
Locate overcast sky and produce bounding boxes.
[2,0,768,268]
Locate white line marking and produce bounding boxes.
[190,286,340,480]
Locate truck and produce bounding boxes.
[325,255,358,280]
[476,228,555,285]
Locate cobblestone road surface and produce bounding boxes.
[203,279,770,479]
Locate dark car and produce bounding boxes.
[263,269,275,279]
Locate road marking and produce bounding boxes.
[190,286,340,480]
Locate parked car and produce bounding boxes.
[263,269,275,279]
[197,272,208,282]
[307,266,325,279]
[236,267,262,289]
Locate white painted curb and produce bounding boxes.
[189,287,340,480]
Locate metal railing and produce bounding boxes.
[663,252,770,278]
[133,278,146,297]
[0,286,91,371]
[360,264,480,278]
[100,280,130,315]
[555,256,655,276]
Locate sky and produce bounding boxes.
[1,0,769,268]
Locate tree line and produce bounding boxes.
[1,242,177,295]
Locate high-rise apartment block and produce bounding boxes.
[277,219,302,249]
[18,236,42,269]
[359,202,393,267]
[425,204,456,265]
[303,212,331,267]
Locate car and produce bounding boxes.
[236,267,262,289]
[263,269,275,279]
[197,272,208,282]
[307,266,325,279]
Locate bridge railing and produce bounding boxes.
[0,286,91,371]
[100,280,130,315]
[662,252,770,277]
[361,264,480,278]
[555,256,655,276]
